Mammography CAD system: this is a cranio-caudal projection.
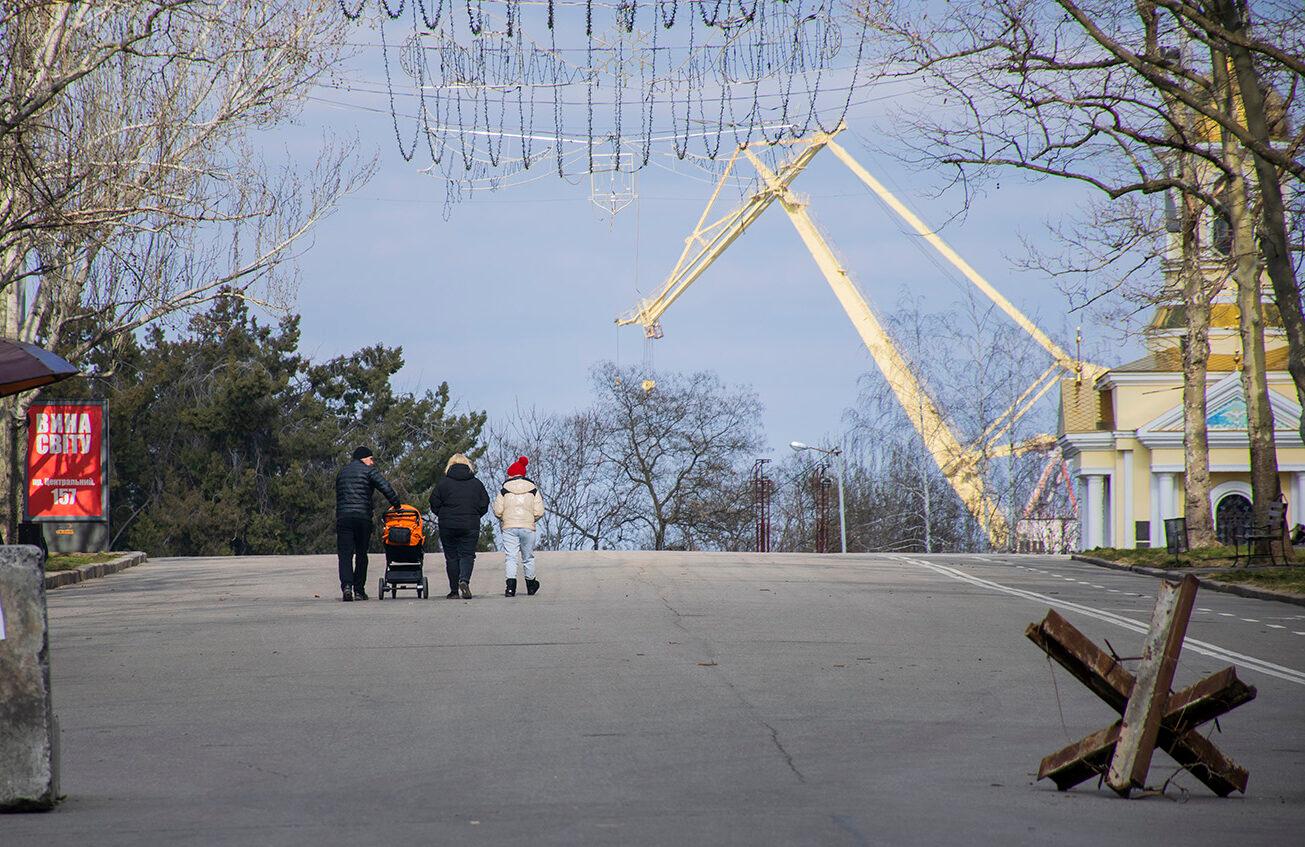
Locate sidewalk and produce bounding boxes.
[43,551,147,589]
[1071,553,1305,608]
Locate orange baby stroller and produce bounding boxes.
[378,505,429,599]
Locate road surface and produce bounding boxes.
[5,551,1303,845]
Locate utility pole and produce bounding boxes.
[752,458,772,553]
[792,440,847,553]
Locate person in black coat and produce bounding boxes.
[335,446,400,602]
[429,453,490,598]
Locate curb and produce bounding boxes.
[1071,554,1305,608]
[44,552,148,589]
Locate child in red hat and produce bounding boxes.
[493,456,546,596]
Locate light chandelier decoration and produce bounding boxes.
[337,1,869,203]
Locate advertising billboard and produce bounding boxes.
[25,401,107,521]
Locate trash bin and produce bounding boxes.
[16,521,48,560]
[1164,517,1189,556]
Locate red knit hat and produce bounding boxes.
[506,456,528,477]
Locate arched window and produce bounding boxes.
[1215,493,1253,544]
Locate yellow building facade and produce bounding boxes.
[1059,302,1303,550]
[1055,86,1301,551]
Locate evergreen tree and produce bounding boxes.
[54,296,486,555]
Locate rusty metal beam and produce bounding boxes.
[1027,604,1256,796]
[1036,667,1256,792]
[1025,609,1133,710]
[1165,727,1251,797]
[1038,723,1119,790]
[1108,575,1200,795]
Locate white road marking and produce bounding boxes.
[1267,625,1285,630]
[1242,619,1260,623]
[898,556,1305,686]
[1220,613,1236,617]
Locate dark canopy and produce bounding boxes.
[0,340,78,398]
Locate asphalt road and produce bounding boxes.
[4,551,1303,846]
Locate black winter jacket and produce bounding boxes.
[429,463,490,531]
[335,459,400,521]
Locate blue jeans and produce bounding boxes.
[502,527,537,579]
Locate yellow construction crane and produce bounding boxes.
[616,126,1106,549]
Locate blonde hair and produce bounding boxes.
[445,453,474,473]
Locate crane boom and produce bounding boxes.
[824,140,1106,382]
[617,136,833,333]
[739,145,1009,546]
[617,128,1091,549]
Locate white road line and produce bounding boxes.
[1242,619,1260,623]
[1267,625,1285,630]
[1295,632,1305,636]
[897,556,1305,686]
[1220,612,1235,617]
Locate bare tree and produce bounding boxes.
[859,0,1304,541]
[845,295,1056,552]
[591,363,764,551]
[484,406,636,551]
[0,1,372,532]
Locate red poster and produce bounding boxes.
[26,402,106,519]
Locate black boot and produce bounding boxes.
[342,584,354,602]
[505,578,517,597]
[525,578,540,596]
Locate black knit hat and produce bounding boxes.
[352,446,374,461]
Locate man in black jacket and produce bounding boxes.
[335,446,400,602]
[429,453,489,598]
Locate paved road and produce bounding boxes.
[5,552,1303,846]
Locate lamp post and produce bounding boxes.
[791,438,847,553]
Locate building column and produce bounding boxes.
[1158,472,1177,547]
[1149,472,1161,547]
[1121,450,1134,549]
[1293,473,1305,528]
[1084,474,1108,550]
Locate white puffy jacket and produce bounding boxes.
[493,476,545,530]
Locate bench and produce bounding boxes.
[1233,500,1286,567]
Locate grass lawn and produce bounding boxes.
[1080,546,1240,568]
[1205,568,1305,596]
[44,552,124,572]
[1080,546,1305,595]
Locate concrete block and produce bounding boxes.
[0,545,60,811]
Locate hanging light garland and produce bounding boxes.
[338,0,869,204]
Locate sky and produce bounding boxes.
[268,6,1142,460]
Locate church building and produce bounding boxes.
[1058,214,1302,550]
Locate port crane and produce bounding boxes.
[617,127,1105,548]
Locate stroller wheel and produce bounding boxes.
[422,577,430,599]
[377,578,385,600]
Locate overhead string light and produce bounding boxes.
[343,0,868,205]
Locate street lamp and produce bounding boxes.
[790,439,847,553]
